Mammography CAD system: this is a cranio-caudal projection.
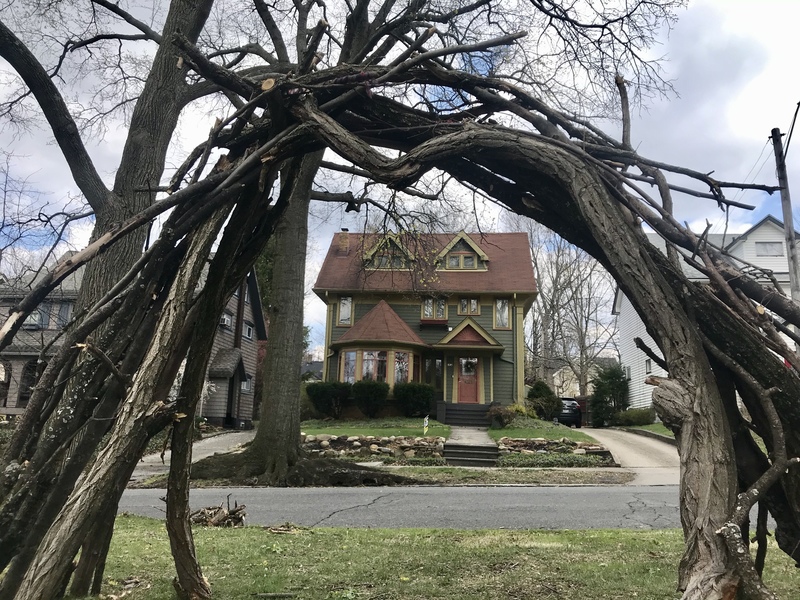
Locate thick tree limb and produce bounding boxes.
[0,19,110,211]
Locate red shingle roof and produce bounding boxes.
[333,300,428,348]
[314,232,537,298]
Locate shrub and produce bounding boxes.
[498,452,612,468]
[305,381,352,419]
[590,364,629,427]
[526,380,562,421]
[487,404,516,429]
[352,380,390,418]
[614,407,656,426]
[393,382,435,417]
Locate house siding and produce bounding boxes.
[728,221,790,275]
[616,217,793,410]
[323,295,522,405]
[616,293,666,409]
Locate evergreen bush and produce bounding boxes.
[352,380,390,418]
[305,381,352,419]
[526,380,562,421]
[589,365,629,427]
[393,382,435,417]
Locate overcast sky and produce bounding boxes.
[2,0,799,353]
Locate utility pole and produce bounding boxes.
[771,127,800,308]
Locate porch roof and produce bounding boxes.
[332,300,428,349]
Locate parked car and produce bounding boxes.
[557,398,582,428]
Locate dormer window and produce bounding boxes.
[446,252,477,269]
[370,253,406,269]
[365,236,411,270]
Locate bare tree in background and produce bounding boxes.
[0,1,798,599]
[506,215,617,394]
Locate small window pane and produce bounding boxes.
[343,351,356,383]
[339,297,352,325]
[423,298,434,318]
[376,351,387,382]
[448,255,460,268]
[435,299,446,319]
[495,299,509,328]
[395,352,409,384]
[362,351,375,380]
[463,255,475,268]
[470,299,479,314]
[460,298,469,313]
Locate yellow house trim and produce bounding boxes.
[515,305,525,403]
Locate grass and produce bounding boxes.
[301,417,450,439]
[488,416,597,443]
[626,423,673,437]
[389,466,634,485]
[87,515,799,599]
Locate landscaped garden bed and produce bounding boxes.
[301,432,447,465]
[496,436,616,467]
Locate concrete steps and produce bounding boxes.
[443,442,499,467]
[438,403,490,426]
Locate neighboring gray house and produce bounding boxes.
[0,259,266,429]
[613,216,794,409]
[199,270,267,429]
[0,265,81,417]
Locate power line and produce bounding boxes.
[784,101,800,159]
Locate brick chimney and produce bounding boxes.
[338,228,350,254]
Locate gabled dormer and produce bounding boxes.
[436,231,488,271]
[363,233,413,270]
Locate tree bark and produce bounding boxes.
[247,151,323,485]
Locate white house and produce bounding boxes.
[613,216,793,409]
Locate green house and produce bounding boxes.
[313,231,537,424]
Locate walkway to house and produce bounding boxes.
[443,426,498,466]
[446,426,496,446]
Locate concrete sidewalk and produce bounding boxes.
[131,430,255,484]
[446,426,497,447]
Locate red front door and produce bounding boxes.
[458,357,479,403]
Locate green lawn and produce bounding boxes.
[488,416,597,443]
[301,417,450,439]
[87,515,799,599]
[626,423,674,437]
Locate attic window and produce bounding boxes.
[370,253,406,269]
[755,241,783,257]
[446,253,477,269]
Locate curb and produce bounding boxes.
[617,426,677,447]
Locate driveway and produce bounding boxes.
[585,428,679,486]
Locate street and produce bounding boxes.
[122,428,685,529]
[120,485,681,529]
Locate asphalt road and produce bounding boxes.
[120,485,681,529]
[122,428,684,529]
